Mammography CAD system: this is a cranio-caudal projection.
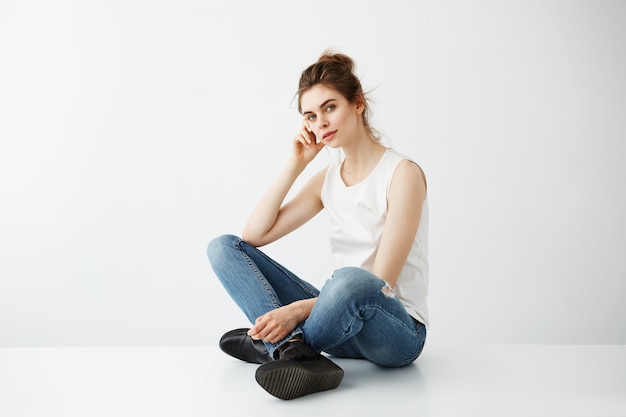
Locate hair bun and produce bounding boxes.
[316,50,355,72]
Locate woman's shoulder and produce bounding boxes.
[385,148,415,164]
[386,148,427,193]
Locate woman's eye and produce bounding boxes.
[307,114,317,121]
[326,105,335,112]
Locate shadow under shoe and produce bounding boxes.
[219,328,271,364]
[255,340,344,400]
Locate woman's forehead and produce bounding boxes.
[300,85,342,110]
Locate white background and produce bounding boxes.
[1,0,624,347]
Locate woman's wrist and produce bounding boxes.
[285,157,309,174]
[292,298,317,322]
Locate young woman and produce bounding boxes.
[207,51,428,400]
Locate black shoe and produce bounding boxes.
[219,328,271,364]
[255,340,344,400]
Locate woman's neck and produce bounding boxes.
[340,135,387,185]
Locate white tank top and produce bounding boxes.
[321,148,429,327]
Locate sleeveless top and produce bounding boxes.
[320,148,429,327]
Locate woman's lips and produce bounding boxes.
[323,130,337,141]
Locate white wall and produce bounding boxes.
[1,0,624,346]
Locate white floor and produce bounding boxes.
[0,345,624,417]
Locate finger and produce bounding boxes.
[254,327,272,341]
[258,321,277,341]
[263,332,275,344]
[248,327,261,340]
[265,329,284,344]
[300,128,311,145]
[294,133,310,149]
[248,318,266,339]
[261,321,285,343]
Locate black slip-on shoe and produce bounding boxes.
[219,328,271,364]
[255,340,344,400]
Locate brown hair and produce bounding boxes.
[297,51,380,141]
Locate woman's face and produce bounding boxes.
[300,84,363,148]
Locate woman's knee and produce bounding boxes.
[206,234,241,262]
[323,267,386,301]
[330,267,385,291]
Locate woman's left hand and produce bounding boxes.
[248,304,300,344]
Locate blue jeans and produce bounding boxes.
[207,234,426,367]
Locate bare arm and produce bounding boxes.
[242,124,326,247]
[372,160,427,287]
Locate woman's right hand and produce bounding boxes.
[290,121,325,166]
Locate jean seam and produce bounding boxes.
[232,239,281,309]
[239,239,319,299]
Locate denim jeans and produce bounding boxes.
[207,234,426,367]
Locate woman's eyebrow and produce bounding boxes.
[303,98,337,115]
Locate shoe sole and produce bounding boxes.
[255,356,344,400]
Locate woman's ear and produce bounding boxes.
[354,95,366,115]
